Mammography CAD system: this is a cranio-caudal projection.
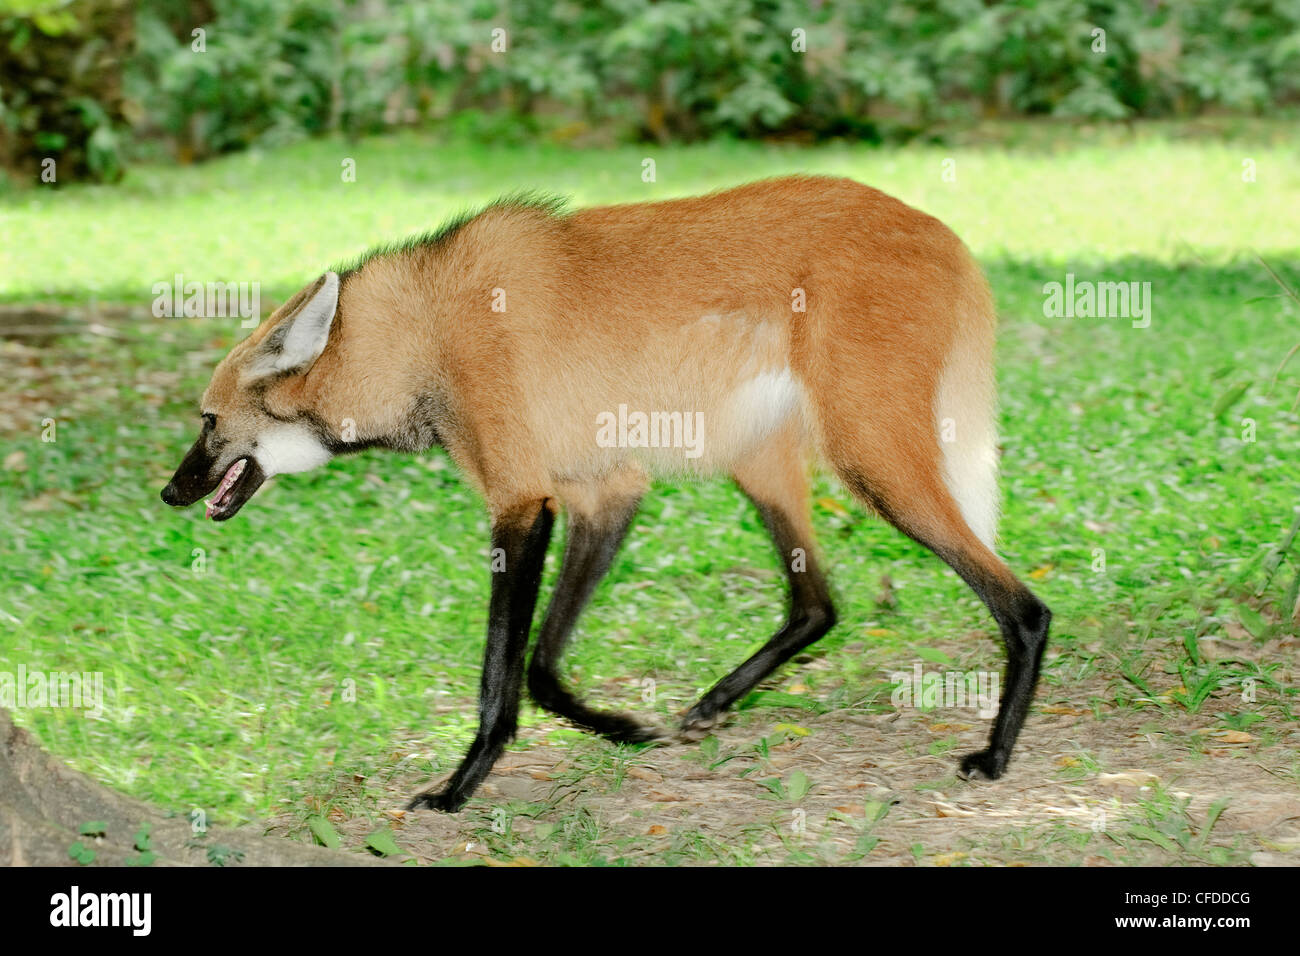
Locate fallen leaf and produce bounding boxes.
[647,790,687,802]
[307,815,341,849]
[364,829,403,858]
[1210,729,1254,744]
[773,722,810,737]
[1097,771,1159,789]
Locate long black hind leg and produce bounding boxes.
[947,557,1051,780]
[527,488,667,743]
[408,498,554,813]
[834,464,1051,781]
[681,426,836,737]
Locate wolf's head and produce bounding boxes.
[161,272,342,521]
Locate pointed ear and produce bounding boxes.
[248,272,339,378]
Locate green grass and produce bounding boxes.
[2,123,1299,860]
[4,121,1299,302]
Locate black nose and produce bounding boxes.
[161,483,180,506]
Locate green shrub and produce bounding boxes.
[0,0,133,183]
[5,0,1300,180]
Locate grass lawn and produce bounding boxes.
[2,122,1298,865]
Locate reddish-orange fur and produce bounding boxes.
[177,176,1050,803]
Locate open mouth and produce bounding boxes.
[204,457,265,521]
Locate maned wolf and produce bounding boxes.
[161,176,1051,812]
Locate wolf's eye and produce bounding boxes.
[201,413,217,430]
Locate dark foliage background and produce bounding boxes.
[3,0,1300,180]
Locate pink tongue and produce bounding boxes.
[205,458,247,518]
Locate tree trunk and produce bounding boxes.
[0,709,385,866]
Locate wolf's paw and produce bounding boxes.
[616,723,673,745]
[679,709,724,742]
[407,789,466,814]
[957,749,1007,781]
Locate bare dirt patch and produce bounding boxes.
[269,667,1300,866]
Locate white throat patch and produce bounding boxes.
[255,423,332,477]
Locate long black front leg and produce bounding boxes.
[528,497,666,743]
[408,499,554,813]
[681,498,836,736]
